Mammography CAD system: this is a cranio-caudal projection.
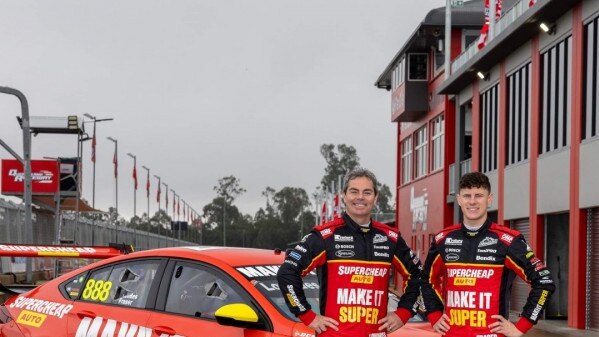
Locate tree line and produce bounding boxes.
[82,144,395,249]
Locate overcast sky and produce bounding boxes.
[0,0,447,219]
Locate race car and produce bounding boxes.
[0,246,436,337]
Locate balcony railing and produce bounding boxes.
[450,0,529,74]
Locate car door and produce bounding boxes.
[147,259,273,337]
[64,258,164,336]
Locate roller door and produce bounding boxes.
[590,208,599,329]
[510,219,530,314]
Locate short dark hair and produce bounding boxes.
[459,172,491,192]
[343,168,379,195]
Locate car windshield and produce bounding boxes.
[235,264,320,322]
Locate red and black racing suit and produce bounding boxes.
[421,219,555,337]
[277,213,421,337]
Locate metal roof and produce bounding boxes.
[375,0,487,89]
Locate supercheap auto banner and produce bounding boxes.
[1,159,59,195]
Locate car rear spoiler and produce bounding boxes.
[0,243,134,259]
[0,283,36,295]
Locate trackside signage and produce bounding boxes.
[1,159,59,195]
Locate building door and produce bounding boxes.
[589,208,599,329]
[545,213,569,319]
[510,219,530,314]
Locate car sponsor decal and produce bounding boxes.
[236,265,317,279]
[9,296,73,319]
[76,316,183,337]
[16,310,47,328]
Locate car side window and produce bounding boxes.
[79,259,160,309]
[164,262,246,319]
[61,271,89,300]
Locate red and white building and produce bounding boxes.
[376,0,599,331]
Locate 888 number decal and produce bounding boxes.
[81,279,112,302]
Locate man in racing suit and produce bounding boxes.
[421,172,555,337]
[277,168,421,337]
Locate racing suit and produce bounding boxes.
[277,213,421,337]
[421,219,555,337]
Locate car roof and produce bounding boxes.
[124,246,286,267]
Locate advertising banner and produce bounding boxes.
[1,159,59,195]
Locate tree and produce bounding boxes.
[320,144,360,190]
[213,175,246,203]
[376,183,395,214]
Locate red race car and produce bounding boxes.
[0,246,437,337]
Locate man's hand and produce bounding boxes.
[432,313,451,335]
[308,314,339,334]
[378,312,405,333]
[488,315,524,337]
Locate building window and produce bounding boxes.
[584,18,599,140]
[414,126,428,178]
[408,53,428,81]
[540,36,572,153]
[401,137,412,184]
[480,85,499,172]
[430,114,445,171]
[392,57,405,90]
[506,63,531,165]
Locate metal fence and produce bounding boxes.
[0,198,194,274]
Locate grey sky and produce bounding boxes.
[0,0,446,219]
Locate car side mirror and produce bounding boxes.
[214,303,266,330]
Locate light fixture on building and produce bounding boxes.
[477,71,489,81]
[539,22,556,35]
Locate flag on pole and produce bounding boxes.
[157,181,161,203]
[477,0,503,49]
[333,194,340,219]
[146,171,150,198]
[173,193,176,214]
[165,188,168,210]
[132,164,138,190]
[177,197,180,216]
[91,132,96,163]
[112,149,118,178]
[529,0,536,6]
[321,201,328,224]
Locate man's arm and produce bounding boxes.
[390,234,422,324]
[504,236,556,334]
[420,237,446,327]
[276,231,327,325]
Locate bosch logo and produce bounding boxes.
[335,244,354,249]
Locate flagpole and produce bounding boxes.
[142,165,150,249]
[83,114,113,208]
[107,136,118,242]
[445,0,451,81]
[127,153,137,218]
